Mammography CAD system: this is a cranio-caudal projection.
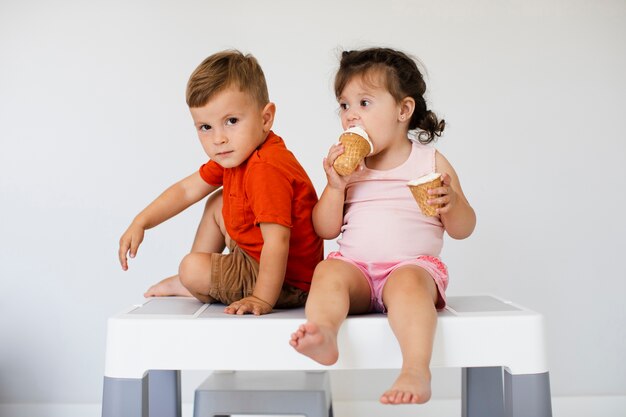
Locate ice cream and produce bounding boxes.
[332,126,373,176]
[407,173,442,216]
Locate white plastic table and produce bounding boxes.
[102,295,552,417]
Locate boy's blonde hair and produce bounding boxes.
[186,50,269,108]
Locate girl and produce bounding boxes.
[290,47,476,405]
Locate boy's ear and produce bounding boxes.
[399,97,415,122]
[261,102,276,132]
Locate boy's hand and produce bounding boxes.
[118,223,145,271]
[224,295,273,316]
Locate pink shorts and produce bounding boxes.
[327,252,449,312]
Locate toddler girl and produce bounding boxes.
[290,47,476,404]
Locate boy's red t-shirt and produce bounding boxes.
[198,131,323,292]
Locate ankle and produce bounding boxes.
[401,365,431,376]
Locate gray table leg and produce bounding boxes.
[462,367,505,417]
[504,370,552,417]
[149,370,182,417]
[102,374,147,417]
[102,370,181,417]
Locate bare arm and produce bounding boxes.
[433,151,476,239]
[312,142,362,238]
[118,171,218,270]
[312,185,345,239]
[224,222,291,315]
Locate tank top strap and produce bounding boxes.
[398,141,437,180]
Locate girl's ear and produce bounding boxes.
[261,102,276,132]
[399,97,415,122]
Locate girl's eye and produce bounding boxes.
[226,117,238,125]
[199,124,211,132]
[339,103,349,111]
[360,99,370,107]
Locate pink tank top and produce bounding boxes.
[338,141,444,263]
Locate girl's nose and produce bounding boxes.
[344,108,360,124]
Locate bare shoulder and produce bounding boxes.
[434,150,459,179]
[434,150,471,204]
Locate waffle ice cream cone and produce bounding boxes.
[407,173,442,216]
[333,126,373,176]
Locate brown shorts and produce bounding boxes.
[208,241,308,308]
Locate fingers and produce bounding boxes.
[327,143,344,163]
[224,297,272,316]
[118,236,139,270]
[323,144,344,172]
[426,175,456,214]
[224,303,256,315]
[427,193,450,206]
[129,237,140,260]
[322,157,334,176]
[118,237,130,271]
[118,227,144,271]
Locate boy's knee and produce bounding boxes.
[179,252,211,289]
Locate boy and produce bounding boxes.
[118,50,323,315]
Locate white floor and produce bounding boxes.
[1,397,626,417]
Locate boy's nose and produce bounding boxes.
[213,133,228,145]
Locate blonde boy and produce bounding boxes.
[119,50,323,315]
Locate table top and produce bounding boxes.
[104,295,548,378]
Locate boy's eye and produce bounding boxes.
[199,124,211,132]
[360,99,370,107]
[226,117,238,125]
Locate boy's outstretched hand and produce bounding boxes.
[224,295,273,316]
[118,223,145,271]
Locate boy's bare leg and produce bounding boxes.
[289,259,370,365]
[143,274,192,298]
[144,190,228,299]
[380,265,438,405]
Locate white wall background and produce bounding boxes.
[1,0,625,414]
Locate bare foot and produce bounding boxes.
[144,274,193,298]
[289,322,339,365]
[379,368,432,405]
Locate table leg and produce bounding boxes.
[102,374,147,417]
[102,370,181,417]
[504,370,552,417]
[462,367,505,417]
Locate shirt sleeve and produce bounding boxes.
[199,160,224,186]
[246,163,294,228]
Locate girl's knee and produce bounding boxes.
[310,262,342,290]
[313,259,335,275]
[385,267,438,302]
[312,259,364,291]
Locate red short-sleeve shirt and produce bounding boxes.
[199,131,323,292]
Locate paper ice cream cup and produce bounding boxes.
[332,126,373,176]
[407,173,442,216]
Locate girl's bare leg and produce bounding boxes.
[289,259,370,365]
[144,190,228,299]
[380,265,438,405]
